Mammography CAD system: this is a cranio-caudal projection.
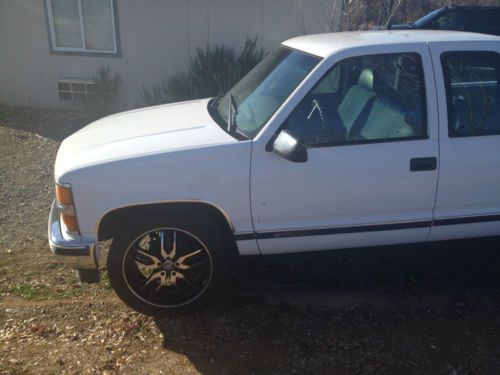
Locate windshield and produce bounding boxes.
[413,8,446,27]
[213,46,321,139]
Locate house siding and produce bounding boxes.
[0,0,325,109]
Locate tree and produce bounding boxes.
[380,0,403,26]
[323,0,345,32]
[294,0,359,34]
[318,0,358,32]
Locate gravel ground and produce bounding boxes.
[1,105,500,374]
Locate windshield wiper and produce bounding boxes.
[210,92,223,109]
[227,93,238,133]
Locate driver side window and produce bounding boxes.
[284,53,427,147]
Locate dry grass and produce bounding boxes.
[1,105,500,374]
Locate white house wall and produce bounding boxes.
[0,0,327,109]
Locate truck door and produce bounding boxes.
[429,42,500,240]
[250,46,440,254]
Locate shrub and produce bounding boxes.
[83,65,121,118]
[140,37,265,106]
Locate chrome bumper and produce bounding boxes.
[48,200,97,269]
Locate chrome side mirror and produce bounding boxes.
[273,130,308,163]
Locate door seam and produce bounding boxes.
[426,42,442,241]
[248,140,262,254]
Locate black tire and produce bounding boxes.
[107,213,229,316]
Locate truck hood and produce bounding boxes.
[55,99,236,179]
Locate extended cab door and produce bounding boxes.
[429,41,500,241]
[250,45,440,254]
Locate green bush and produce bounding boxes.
[140,37,265,106]
[83,65,121,118]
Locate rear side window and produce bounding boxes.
[441,51,500,137]
[466,10,500,36]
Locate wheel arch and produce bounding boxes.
[97,201,237,251]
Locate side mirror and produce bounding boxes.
[273,130,308,163]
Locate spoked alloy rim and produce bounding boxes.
[122,227,213,308]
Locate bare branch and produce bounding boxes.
[384,0,403,26]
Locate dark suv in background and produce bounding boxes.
[389,6,500,37]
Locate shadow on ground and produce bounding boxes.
[156,238,500,374]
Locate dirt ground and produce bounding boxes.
[1,105,500,374]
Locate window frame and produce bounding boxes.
[45,0,120,57]
[281,52,429,149]
[440,50,500,138]
[56,79,96,101]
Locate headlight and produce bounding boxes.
[55,183,80,234]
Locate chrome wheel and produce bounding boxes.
[122,228,213,308]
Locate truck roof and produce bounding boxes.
[283,30,500,58]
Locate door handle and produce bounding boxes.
[410,157,437,171]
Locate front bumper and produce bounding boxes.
[48,200,97,269]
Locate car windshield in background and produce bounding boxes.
[412,8,446,27]
[214,46,321,139]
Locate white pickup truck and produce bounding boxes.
[49,30,500,316]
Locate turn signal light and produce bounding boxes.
[61,213,79,233]
[55,183,80,234]
[55,184,73,205]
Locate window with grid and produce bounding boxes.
[46,0,118,54]
[57,80,96,101]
